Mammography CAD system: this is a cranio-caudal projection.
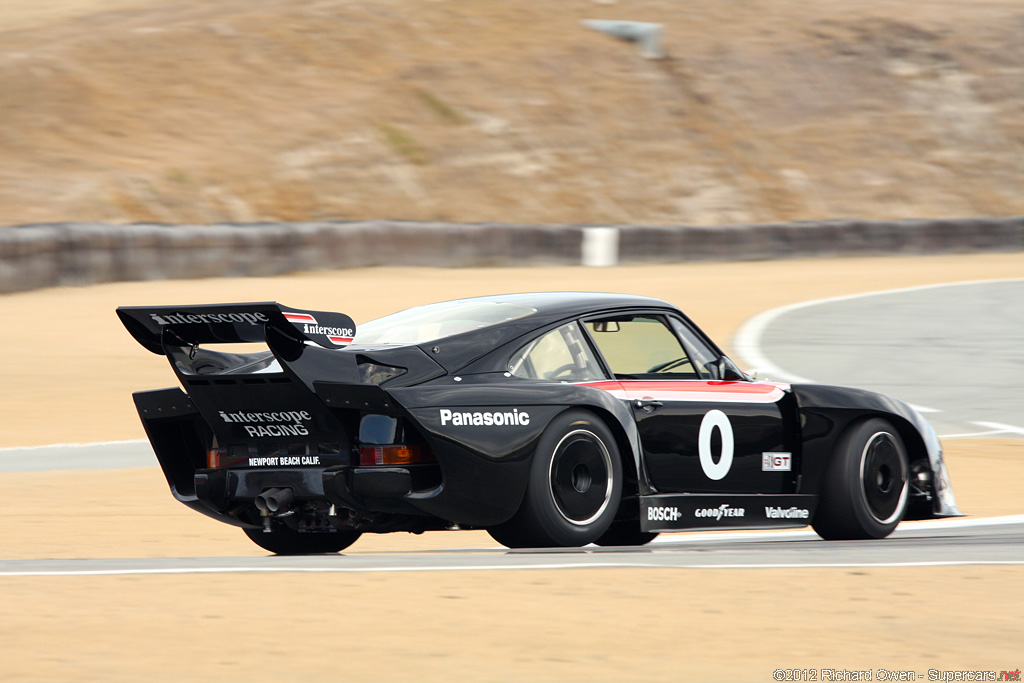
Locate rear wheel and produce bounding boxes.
[812,418,909,540]
[244,526,361,555]
[488,410,623,549]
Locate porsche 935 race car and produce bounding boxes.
[117,293,961,554]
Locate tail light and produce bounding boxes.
[207,448,225,468]
[359,445,434,466]
[206,448,249,468]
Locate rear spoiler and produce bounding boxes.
[117,302,356,354]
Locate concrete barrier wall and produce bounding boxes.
[1,217,1022,294]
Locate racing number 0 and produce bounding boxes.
[698,409,734,480]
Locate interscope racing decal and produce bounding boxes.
[219,409,313,438]
[641,494,818,532]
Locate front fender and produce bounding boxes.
[792,384,962,518]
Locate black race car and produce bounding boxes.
[117,293,961,554]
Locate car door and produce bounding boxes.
[582,312,794,494]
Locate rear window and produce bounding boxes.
[352,299,537,346]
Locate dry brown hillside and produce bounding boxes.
[2,0,1023,227]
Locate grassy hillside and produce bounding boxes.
[2,0,1022,226]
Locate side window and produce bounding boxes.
[509,322,606,381]
[585,315,705,379]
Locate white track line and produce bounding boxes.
[940,429,1017,439]
[0,439,147,454]
[971,421,1024,437]
[3,560,1023,578]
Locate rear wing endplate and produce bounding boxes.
[117,302,356,354]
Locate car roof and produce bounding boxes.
[455,292,676,319]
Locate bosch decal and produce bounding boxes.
[762,452,792,472]
[647,506,682,522]
[694,504,746,521]
[439,408,531,427]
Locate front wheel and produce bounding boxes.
[244,526,361,555]
[488,409,623,549]
[812,418,909,540]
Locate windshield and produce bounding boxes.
[352,299,537,346]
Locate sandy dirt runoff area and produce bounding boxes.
[0,253,1022,680]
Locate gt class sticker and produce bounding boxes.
[698,409,734,480]
[762,452,792,472]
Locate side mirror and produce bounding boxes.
[714,357,747,381]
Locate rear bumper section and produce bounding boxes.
[192,458,522,530]
[324,466,421,513]
[195,465,437,517]
[134,386,533,530]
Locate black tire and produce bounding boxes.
[488,409,623,549]
[594,521,659,547]
[244,526,361,555]
[812,418,909,540]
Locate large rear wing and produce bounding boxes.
[117,302,356,354]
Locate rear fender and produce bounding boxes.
[132,387,247,525]
[387,380,643,525]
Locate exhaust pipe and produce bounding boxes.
[254,487,295,513]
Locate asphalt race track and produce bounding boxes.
[734,279,1024,440]
[1,516,1022,576]
[2,278,1022,576]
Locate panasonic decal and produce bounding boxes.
[439,408,531,427]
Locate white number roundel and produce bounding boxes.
[698,409,734,480]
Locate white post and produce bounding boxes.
[581,227,620,267]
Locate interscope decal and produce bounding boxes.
[283,312,354,343]
[150,311,270,326]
